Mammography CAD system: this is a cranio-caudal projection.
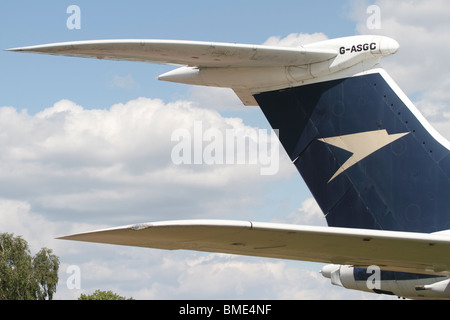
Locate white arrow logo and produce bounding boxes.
[318,130,409,183]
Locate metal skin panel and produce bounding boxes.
[7,40,337,68]
[7,35,399,106]
[332,265,449,299]
[59,220,450,276]
[255,72,450,233]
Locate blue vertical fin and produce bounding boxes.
[254,70,450,233]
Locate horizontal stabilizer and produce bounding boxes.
[58,220,450,276]
[6,36,399,106]
[6,39,337,68]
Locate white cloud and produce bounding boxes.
[0,197,99,270]
[0,98,290,224]
[0,199,56,252]
[279,197,327,227]
[190,86,243,111]
[57,251,367,300]
[262,32,329,47]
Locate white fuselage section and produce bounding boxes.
[158,35,399,103]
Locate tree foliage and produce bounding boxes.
[0,233,60,300]
[78,289,134,300]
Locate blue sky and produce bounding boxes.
[2,0,450,300]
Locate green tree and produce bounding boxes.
[0,233,60,300]
[78,289,134,300]
[33,248,60,300]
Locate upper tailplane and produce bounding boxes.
[7,35,398,105]
[255,69,450,233]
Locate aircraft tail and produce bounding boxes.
[254,68,450,233]
[9,35,450,233]
[13,36,450,294]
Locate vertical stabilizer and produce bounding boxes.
[255,69,450,233]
